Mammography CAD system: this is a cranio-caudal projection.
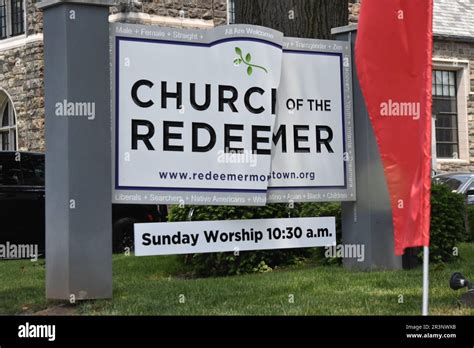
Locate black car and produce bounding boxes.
[0,151,167,255]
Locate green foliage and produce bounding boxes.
[168,203,329,277]
[466,204,474,242]
[428,183,467,263]
[168,184,468,276]
[298,202,342,265]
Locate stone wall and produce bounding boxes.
[0,0,44,152]
[0,40,44,152]
[5,0,474,166]
[348,0,360,24]
[0,0,228,153]
[111,0,227,26]
[27,0,43,35]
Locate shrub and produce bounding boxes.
[167,183,466,275]
[428,183,467,263]
[298,202,342,265]
[168,204,313,277]
[466,204,474,242]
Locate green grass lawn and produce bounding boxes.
[1,243,474,315]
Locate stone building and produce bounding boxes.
[1,0,473,174]
[0,0,228,153]
[431,0,474,172]
[0,0,43,152]
[349,0,474,173]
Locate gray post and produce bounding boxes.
[332,25,402,270]
[38,0,114,299]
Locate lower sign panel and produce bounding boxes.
[134,217,336,256]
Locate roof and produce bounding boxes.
[433,0,474,41]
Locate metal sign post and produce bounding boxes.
[39,0,114,299]
[333,25,402,270]
[38,2,402,302]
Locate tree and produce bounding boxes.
[235,0,348,39]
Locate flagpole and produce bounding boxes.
[422,246,429,315]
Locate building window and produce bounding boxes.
[432,70,458,159]
[0,0,24,40]
[0,97,16,151]
[10,0,23,36]
[227,0,235,24]
[0,0,7,39]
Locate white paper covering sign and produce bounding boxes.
[267,37,355,203]
[134,217,336,256]
[112,23,283,206]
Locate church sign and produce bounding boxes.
[111,23,355,206]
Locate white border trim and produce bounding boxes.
[0,33,43,52]
[437,158,469,164]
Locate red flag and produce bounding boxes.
[355,0,433,255]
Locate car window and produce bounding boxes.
[467,181,474,191]
[434,175,471,191]
[0,155,22,185]
[21,155,45,186]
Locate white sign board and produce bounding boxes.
[111,24,355,206]
[112,24,283,206]
[134,217,336,256]
[268,37,355,202]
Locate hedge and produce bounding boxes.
[426,183,467,263]
[168,202,341,276]
[167,183,468,276]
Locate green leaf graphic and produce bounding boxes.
[232,47,267,76]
